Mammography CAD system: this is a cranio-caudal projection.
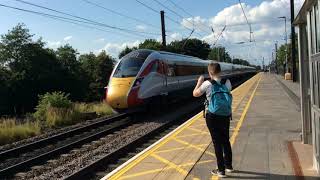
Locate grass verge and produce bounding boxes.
[74,102,113,116]
[0,118,41,145]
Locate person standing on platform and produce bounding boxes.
[193,62,233,178]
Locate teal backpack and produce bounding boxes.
[208,79,232,117]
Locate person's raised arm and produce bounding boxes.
[193,75,204,97]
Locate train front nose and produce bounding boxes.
[106,77,135,109]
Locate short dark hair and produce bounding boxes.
[208,62,221,75]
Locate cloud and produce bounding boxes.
[47,41,61,48]
[136,25,147,31]
[94,38,105,43]
[97,40,141,58]
[181,0,304,65]
[63,36,72,41]
[181,16,209,32]
[168,32,182,42]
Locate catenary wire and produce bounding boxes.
[152,0,211,34]
[135,0,203,37]
[81,0,161,30]
[167,0,212,33]
[0,3,153,39]
[14,0,161,36]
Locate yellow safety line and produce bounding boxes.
[120,160,214,179]
[173,138,215,157]
[108,73,261,180]
[191,123,207,128]
[151,153,189,175]
[187,126,207,134]
[212,74,262,180]
[155,143,208,154]
[176,132,209,139]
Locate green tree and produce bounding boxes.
[0,24,77,114]
[11,45,65,114]
[118,46,137,59]
[56,44,86,101]
[80,51,115,101]
[138,39,162,50]
[95,51,115,100]
[0,67,12,115]
[232,58,250,66]
[167,38,210,59]
[56,44,79,73]
[0,23,44,66]
[208,46,231,62]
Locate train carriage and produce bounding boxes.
[106,49,255,112]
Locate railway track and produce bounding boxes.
[0,113,131,179]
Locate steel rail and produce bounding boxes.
[0,113,130,178]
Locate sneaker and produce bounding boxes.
[211,169,227,178]
[226,168,234,173]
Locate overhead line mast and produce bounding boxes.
[238,0,254,42]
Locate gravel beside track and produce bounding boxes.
[15,121,165,180]
[0,118,128,170]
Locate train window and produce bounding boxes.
[174,65,205,76]
[167,65,175,76]
[113,57,145,78]
[150,62,158,72]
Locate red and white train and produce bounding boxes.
[106,49,256,112]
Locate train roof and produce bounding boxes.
[131,49,255,69]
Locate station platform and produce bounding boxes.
[103,73,317,180]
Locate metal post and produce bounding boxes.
[285,17,288,73]
[291,0,297,82]
[298,24,312,144]
[160,10,166,47]
[275,42,278,74]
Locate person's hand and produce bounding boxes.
[197,75,204,84]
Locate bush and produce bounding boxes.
[91,102,113,116]
[45,107,81,127]
[0,118,40,145]
[33,91,82,127]
[34,91,72,121]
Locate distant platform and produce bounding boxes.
[103,73,319,180]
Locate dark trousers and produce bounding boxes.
[205,113,232,172]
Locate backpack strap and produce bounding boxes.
[209,79,217,85]
[210,78,227,85]
[220,78,227,84]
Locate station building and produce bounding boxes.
[294,0,320,173]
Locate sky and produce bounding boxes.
[0,0,305,66]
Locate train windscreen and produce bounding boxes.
[113,50,151,78]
